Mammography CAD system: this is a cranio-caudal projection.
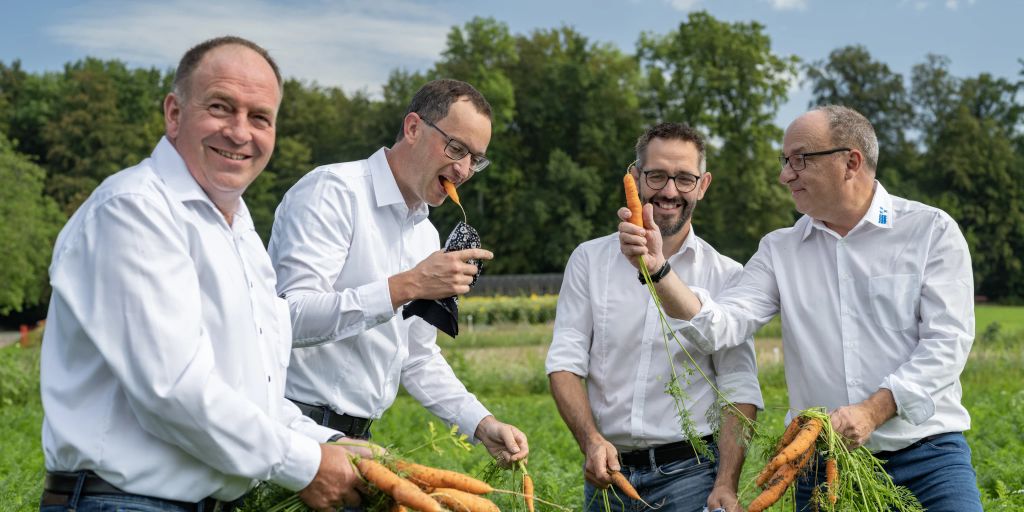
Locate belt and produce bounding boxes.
[42,471,241,511]
[873,432,958,460]
[619,436,716,467]
[290,399,373,438]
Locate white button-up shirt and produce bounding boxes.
[545,231,763,451]
[268,148,490,439]
[41,138,334,502]
[682,182,974,452]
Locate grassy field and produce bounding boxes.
[2,311,1023,511]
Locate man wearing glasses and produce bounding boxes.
[548,122,763,512]
[268,79,529,466]
[619,105,980,511]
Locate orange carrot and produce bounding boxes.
[825,457,838,505]
[748,462,800,512]
[356,458,441,512]
[756,417,810,487]
[610,471,641,500]
[765,418,823,475]
[523,473,535,512]
[430,487,500,512]
[623,173,643,228]
[394,460,493,495]
[390,504,408,512]
[442,178,461,206]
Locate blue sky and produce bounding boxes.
[2,0,1021,128]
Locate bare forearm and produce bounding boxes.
[714,403,757,490]
[649,269,703,320]
[863,388,897,427]
[549,371,602,452]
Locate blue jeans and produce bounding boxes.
[584,445,719,512]
[41,493,210,512]
[795,432,982,512]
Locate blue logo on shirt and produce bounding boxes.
[878,206,888,225]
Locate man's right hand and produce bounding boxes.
[583,434,620,488]
[618,204,665,272]
[389,248,494,308]
[298,444,365,512]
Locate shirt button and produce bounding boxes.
[850,379,860,386]
[258,327,263,335]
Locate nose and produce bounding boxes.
[452,154,474,181]
[779,162,797,185]
[222,114,253,145]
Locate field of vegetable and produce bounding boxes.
[1,306,1022,511]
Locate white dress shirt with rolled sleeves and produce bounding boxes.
[268,148,490,439]
[680,182,974,452]
[545,230,764,451]
[41,137,335,502]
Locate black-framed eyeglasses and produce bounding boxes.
[420,117,490,172]
[629,161,702,193]
[778,147,850,172]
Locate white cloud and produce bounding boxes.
[944,0,977,9]
[665,0,703,12]
[765,0,808,10]
[46,0,452,95]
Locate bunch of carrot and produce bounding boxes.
[357,457,501,512]
[748,417,826,512]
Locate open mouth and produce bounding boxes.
[212,147,250,161]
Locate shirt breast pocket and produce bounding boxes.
[868,274,920,331]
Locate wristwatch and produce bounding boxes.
[638,260,671,285]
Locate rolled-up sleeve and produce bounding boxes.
[545,246,593,377]
[879,214,974,425]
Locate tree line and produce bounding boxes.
[1,12,1022,317]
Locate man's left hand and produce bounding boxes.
[706,483,743,512]
[475,416,529,467]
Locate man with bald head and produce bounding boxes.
[40,36,367,512]
[618,105,981,511]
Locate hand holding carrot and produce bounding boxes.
[299,444,366,511]
[618,204,666,272]
[706,484,742,512]
[581,434,619,488]
[389,248,494,308]
[474,415,529,467]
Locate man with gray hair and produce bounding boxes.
[618,105,981,511]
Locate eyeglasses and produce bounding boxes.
[629,161,702,193]
[778,147,850,172]
[420,116,490,172]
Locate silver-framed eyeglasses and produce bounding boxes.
[629,161,702,193]
[778,147,850,172]
[420,117,490,172]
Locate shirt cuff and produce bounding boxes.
[715,372,764,410]
[879,375,935,426]
[666,287,716,355]
[269,430,322,492]
[358,278,396,327]
[457,402,493,444]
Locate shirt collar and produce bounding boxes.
[800,180,893,241]
[151,136,253,230]
[369,147,430,223]
[669,225,700,260]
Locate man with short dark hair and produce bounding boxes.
[619,105,981,511]
[548,122,762,512]
[269,79,528,465]
[40,36,368,512]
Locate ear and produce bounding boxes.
[696,172,712,200]
[401,112,422,143]
[845,149,865,180]
[164,93,181,140]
